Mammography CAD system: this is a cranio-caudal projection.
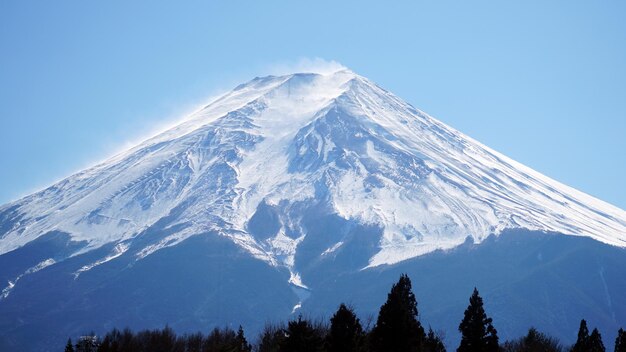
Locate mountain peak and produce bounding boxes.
[1,70,625,275]
[3,69,626,350]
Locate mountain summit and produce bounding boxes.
[2,69,624,274]
[1,69,625,350]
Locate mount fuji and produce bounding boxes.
[1,69,625,350]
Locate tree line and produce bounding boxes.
[64,274,626,352]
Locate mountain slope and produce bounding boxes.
[0,69,625,350]
[1,69,624,275]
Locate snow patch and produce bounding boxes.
[321,242,343,256]
[1,258,56,299]
[74,243,129,278]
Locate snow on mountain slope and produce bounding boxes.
[1,68,625,284]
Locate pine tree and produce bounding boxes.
[423,328,446,352]
[572,319,590,352]
[279,315,324,352]
[258,324,286,352]
[96,338,110,352]
[204,327,238,351]
[457,287,499,352]
[370,274,426,352]
[588,328,606,352]
[65,338,75,352]
[235,325,252,352]
[185,332,203,352]
[326,303,364,352]
[616,328,626,352]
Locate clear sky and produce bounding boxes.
[1,1,625,209]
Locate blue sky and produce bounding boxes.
[1,1,625,209]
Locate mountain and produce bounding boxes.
[1,69,625,350]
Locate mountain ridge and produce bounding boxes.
[1,68,626,351]
[1,69,625,287]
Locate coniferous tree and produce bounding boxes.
[279,315,324,352]
[616,328,626,352]
[572,319,590,352]
[96,339,109,352]
[235,325,252,352]
[588,328,606,352]
[184,332,203,352]
[65,338,75,352]
[203,327,241,351]
[423,328,446,352]
[501,327,562,352]
[258,324,286,352]
[97,327,134,352]
[326,303,364,352]
[370,274,426,352]
[120,328,137,352]
[457,287,498,352]
[155,325,177,351]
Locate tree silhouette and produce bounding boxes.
[572,319,590,352]
[370,274,426,352]
[326,303,364,352]
[234,326,252,352]
[184,332,203,352]
[588,328,605,352]
[423,327,446,352]
[279,315,324,352]
[616,328,626,352]
[65,338,74,352]
[501,327,561,352]
[258,324,286,352]
[457,287,498,352]
[75,333,98,352]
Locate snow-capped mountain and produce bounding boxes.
[2,69,625,279]
[1,69,625,350]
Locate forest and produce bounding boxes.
[64,274,626,352]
